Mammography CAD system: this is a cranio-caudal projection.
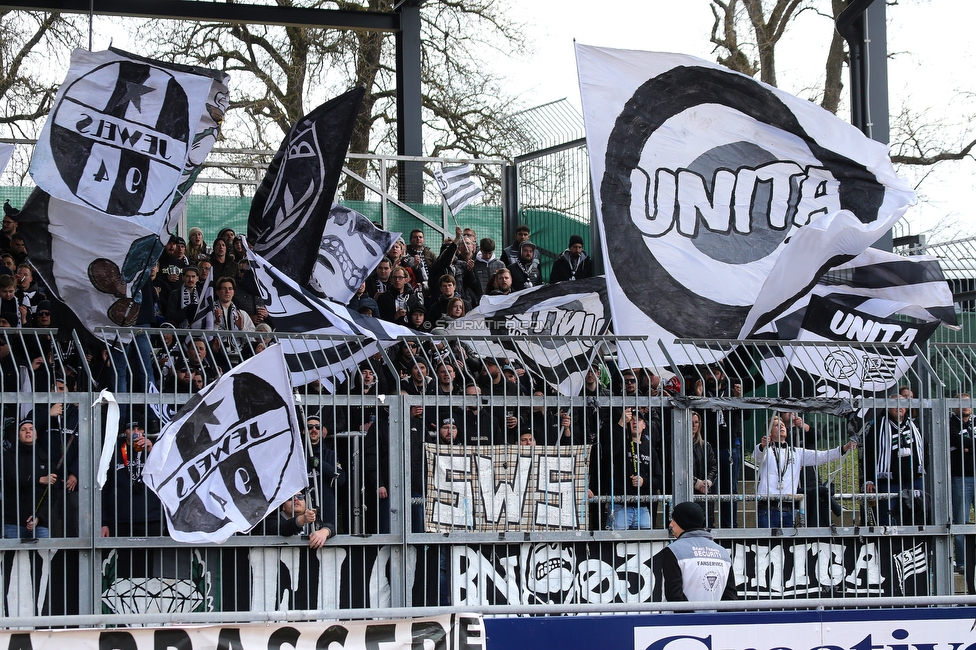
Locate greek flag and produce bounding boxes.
[434,163,484,216]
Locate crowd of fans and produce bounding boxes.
[0,200,974,602]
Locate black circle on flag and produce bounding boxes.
[167,371,297,536]
[47,60,190,217]
[600,65,887,339]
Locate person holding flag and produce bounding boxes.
[754,414,856,528]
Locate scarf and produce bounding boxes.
[180,285,199,309]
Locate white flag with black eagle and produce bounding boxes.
[144,344,307,544]
[445,277,611,395]
[434,163,484,216]
[576,45,917,368]
[245,242,416,389]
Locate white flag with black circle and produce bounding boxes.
[434,163,484,215]
[577,45,916,368]
[30,48,215,232]
[144,344,307,544]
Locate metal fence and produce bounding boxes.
[0,328,973,626]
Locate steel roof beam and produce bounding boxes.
[0,0,399,31]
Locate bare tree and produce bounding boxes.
[708,0,975,171]
[0,11,81,138]
[135,0,529,200]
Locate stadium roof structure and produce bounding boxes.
[0,0,427,198]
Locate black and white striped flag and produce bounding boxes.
[756,247,956,388]
[893,542,928,585]
[446,277,611,395]
[434,163,484,216]
[784,294,940,392]
[187,269,214,330]
[245,242,415,389]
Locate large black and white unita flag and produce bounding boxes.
[576,45,917,368]
[144,344,307,544]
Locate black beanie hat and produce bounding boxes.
[671,501,706,531]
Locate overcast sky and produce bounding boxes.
[500,0,975,241]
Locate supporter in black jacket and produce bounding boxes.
[549,235,594,283]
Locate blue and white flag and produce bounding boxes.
[434,163,484,216]
[577,45,916,368]
[144,345,306,544]
[309,204,400,305]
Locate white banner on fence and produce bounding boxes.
[425,444,590,531]
[0,614,485,650]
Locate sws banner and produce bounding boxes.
[425,444,590,531]
[576,46,916,368]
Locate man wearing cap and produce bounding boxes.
[304,414,345,542]
[157,235,189,293]
[549,235,594,284]
[478,357,521,397]
[507,240,541,291]
[501,224,540,266]
[0,200,18,254]
[654,501,736,603]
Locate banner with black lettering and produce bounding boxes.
[576,45,916,367]
[425,444,590,532]
[0,615,486,650]
[30,48,218,232]
[144,344,307,544]
[444,277,610,395]
[784,295,939,392]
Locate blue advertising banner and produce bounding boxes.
[485,608,976,650]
